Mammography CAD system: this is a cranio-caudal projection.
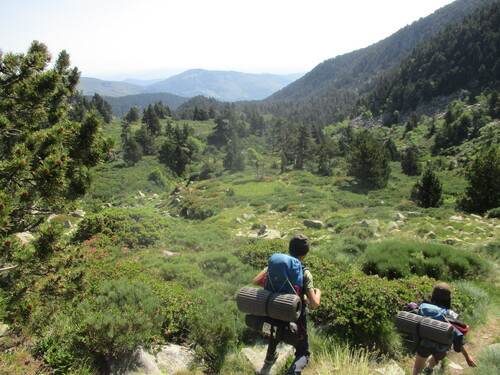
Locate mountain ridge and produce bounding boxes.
[78,69,303,101]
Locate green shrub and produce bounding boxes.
[311,270,474,353]
[361,240,489,280]
[79,279,162,355]
[148,167,169,188]
[72,207,173,247]
[485,207,500,218]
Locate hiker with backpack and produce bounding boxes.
[411,282,477,375]
[252,234,321,375]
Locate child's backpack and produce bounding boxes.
[264,253,303,296]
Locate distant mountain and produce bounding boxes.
[78,70,302,101]
[122,78,165,86]
[261,0,496,126]
[142,69,302,101]
[78,77,143,97]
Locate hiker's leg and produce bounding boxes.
[428,351,446,370]
[286,311,310,375]
[412,353,429,375]
[266,335,279,362]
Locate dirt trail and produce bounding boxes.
[445,313,499,374]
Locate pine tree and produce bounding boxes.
[122,138,143,166]
[142,105,161,137]
[347,130,391,189]
[410,168,443,208]
[91,93,113,123]
[0,41,112,241]
[458,146,500,214]
[401,147,421,176]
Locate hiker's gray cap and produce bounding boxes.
[289,234,310,256]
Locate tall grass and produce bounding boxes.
[467,344,500,375]
[308,331,379,375]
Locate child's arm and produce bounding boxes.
[461,346,477,367]
[305,288,321,309]
[252,269,266,286]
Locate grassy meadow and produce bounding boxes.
[2,115,499,375]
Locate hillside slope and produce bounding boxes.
[262,0,495,125]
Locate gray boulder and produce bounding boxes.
[241,338,294,375]
[14,232,35,244]
[109,344,195,375]
[386,222,399,231]
[303,219,324,229]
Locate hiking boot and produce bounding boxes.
[422,368,434,375]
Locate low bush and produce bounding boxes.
[361,240,489,280]
[311,270,474,353]
[79,279,162,356]
[72,207,173,247]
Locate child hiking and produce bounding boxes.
[252,234,321,375]
[411,282,477,374]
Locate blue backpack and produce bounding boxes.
[264,253,304,296]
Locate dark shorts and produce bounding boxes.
[416,346,447,361]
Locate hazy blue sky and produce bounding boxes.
[1,0,454,80]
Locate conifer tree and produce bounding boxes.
[91,93,113,123]
[0,42,112,243]
[410,168,443,208]
[401,147,421,176]
[347,130,390,189]
[458,146,500,214]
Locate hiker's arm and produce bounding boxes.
[252,269,266,286]
[306,288,321,309]
[461,347,477,367]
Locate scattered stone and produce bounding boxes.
[450,215,463,221]
[163,251,177,256]
[0,324,9,337]
[303,219,324,229]
[359,219,379,230]
[47,214,58,222]
[102,203,112,208]
[396,220,405,227]
[137,191,146,198]
[407,212,424,218]
[448,362,464,370]
[14,232,35,244]
[243,214,256,220]
[257,225,268,236]
[444,238,456,245]
[172,198,181,206]
[374,360,405,375]
[259,229,282,240]
[427,231,437,239]
[470,214,482,220]
[151,194,159,199]
[446,226,455,232]
[109,344,195,375]
[386,222,399,231]
[62,220,73,229]
[241,338,294,375]
[72,209,86,218]
[394,212,406,221]
[235,217,245,224]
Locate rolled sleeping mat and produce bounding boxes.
[419,317,455,346]
[236,286,302,322]
[395,311,421,335]
[395,311,455,346]
[245,314,299,346]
